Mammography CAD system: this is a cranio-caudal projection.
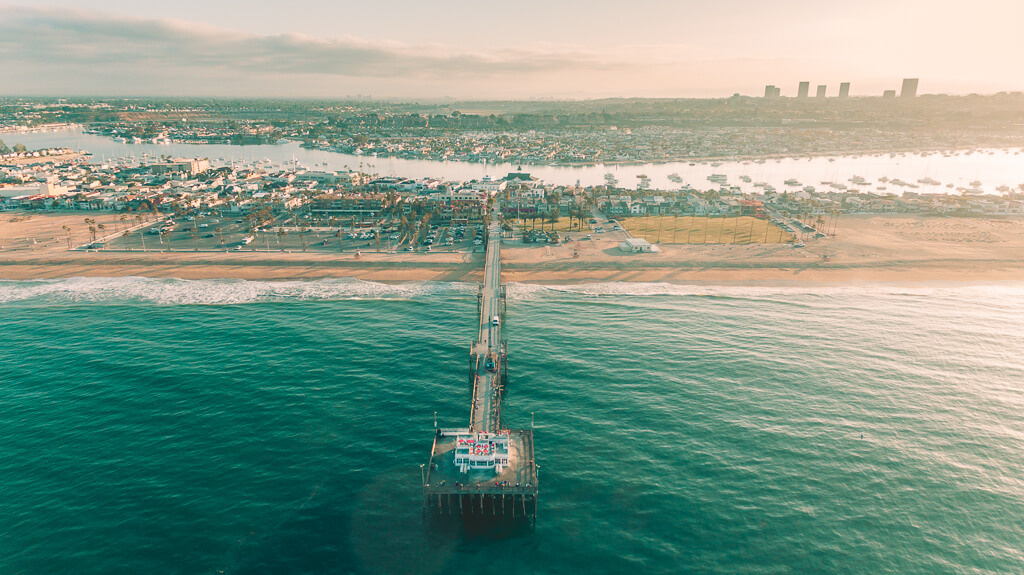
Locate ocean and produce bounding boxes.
[1,277,1023,574]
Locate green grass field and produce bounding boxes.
[622,216,795,244]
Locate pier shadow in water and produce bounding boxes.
[426,513,535,540]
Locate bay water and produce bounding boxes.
[8,128,1024,193]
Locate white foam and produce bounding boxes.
[0,277,476,305]
[2,277,1021,306]
[504,281,1024,301]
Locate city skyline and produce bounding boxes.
[0,1,1021,99]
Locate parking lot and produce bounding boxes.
[98,212,487,254]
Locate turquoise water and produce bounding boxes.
[1,278,1023,574]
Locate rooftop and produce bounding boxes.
[425,428,537,496]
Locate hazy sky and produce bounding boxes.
[1,1,1021,99]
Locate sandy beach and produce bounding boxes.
[2,213,1023,284]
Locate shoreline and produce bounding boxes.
[2,253,1022,286]
[299,143,1024,169]
[9,125,1023,169]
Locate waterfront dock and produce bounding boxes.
[422,213,538,526]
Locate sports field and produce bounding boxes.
[621,215,795,244]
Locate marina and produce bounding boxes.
[6,128,1024,195]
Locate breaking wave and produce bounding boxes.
[0,276,476,305]
[2,276,1022,306]
[504,281,1024,301]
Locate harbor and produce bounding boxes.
[6,127,1024,195]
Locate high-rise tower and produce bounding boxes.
[900,78,919,98]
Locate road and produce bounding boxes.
[469,212,503,432]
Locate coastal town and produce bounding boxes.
[5,94,1024,166]
[2,145,1024,257]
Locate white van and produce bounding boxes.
[491,315,500,326]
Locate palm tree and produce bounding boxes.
[336,229,344,252]
[216,227,224,248]
[299,227,308,252]
[276,227,287,246]
[88,225,97,243]
[122,230,132,250]
[138,228,146,251]
[189,230,198,251]
[119,214,128,232]
[62,225,72,248]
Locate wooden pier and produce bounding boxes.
[423,213,538,527]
